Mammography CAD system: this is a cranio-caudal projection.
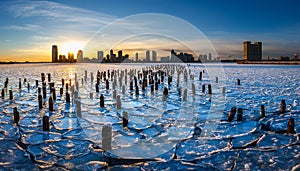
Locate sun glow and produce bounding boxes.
[61,42,83,56]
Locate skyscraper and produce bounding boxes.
[77,50,83,62]
[208,53,212,62]
[146,50,150,62]
[97,51,103,62]
[135,52,139,62]
[152,50,157,62]
[52,45,58,62]
[244,41,262,61]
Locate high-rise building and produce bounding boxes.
[208,53,212,62]
[152,50,157,62]
[52,45,58,62]
[97,51,103,62]
[135,52,139,62]
[145,50,150,62]
[244,41,262,61]
[77,50,83,62]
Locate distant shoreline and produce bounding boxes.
[238,61,300,65]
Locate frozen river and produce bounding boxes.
[0,63,299,170]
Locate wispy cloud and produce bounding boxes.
[3,24,41,31]
[7,1,116,27]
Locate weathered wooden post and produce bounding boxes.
[106,79,109,90]
[19,78,21,89]
[216,77,218,83]
[66,92,70,103]
[228,107,236,122]
[199,71,202,81]
[49,96,54,111]
[9,90,13,100]
[122,111,128,128]
[280,99,286,114]
[38,93,43,109]
[237,108,243,121]
[35,80,38,87]
[43,115,49,131]
[76,100,82,118]
[208,84,212,95]
[116,95,121,110]
[95,83,99,93]
[237,79,240,86]
[100,94,104,108]
[13,107,20,124]
[102,125,112,151]
[183,89,187,101]
[202,84,205,93]
[47,73,51,82]
[135,86,139,96]
[192,83,195,95]
[42,86,46,99]
[222,87,226,94]
[260,105,265,118]
[287,118,296,134]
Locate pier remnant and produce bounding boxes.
[43,115,50,131]
[122,111,128,128]
[100,94,104,108]
[260,105,265,118]
[237,108,243,121]
[228,107,237,122]
[102,125,112,151]
[280,99,286,114]
[13,107,20,124]
[287,118,296,134]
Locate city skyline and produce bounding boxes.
[0,0,300,62]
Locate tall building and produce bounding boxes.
[110,49,116,62]
[77,50,83,62]
[97,51,103,62]
[145,50,150,62]
[52,45,58,62]
[244,41,262,61]
[208,53,212,62]
[152,50,157,62]
[135,52,139,62]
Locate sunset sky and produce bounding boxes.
[0,0,299,62]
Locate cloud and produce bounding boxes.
[7,1,116,27]
[3,24,41,31]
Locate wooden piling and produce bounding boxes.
[49,96,54,111]
[208,84,212,95]
[42,115,50,131]
[9,90,13,100]
[100,94,104,108]
[106,79,109,90]
[237,108,243,121]
[38,94,43,109]
[202,84,205,93]
[280,99,286,114]
[102,125,112,151]
[122,111,128,128]
[260,105,265,118]
[13,107,20,124]
[228,107,236,122]
[66,92,70,103]
[287,118,296,134]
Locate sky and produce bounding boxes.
[0,0,299,62]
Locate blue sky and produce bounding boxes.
[0,0,299,61]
